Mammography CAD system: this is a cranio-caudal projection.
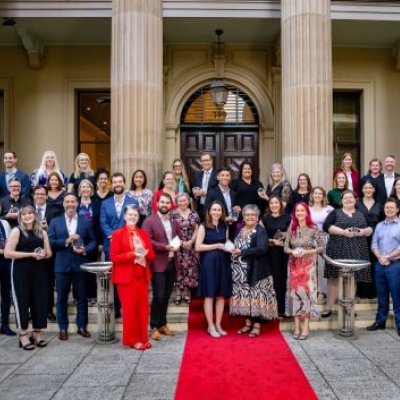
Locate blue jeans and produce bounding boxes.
[56,271,87,331]
[375,261,400,327]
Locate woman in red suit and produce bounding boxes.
[110,204,155,350]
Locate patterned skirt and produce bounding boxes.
[229,256,278,320]
[286,255,318,318]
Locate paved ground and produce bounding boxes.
[0,328,399,399]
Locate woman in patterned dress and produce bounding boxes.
[321,190,373,318]
[128,170,153,227]
[284,202,324,340]
[171,193,200,305]
[230,204,278,338]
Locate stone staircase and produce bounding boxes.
[7,293,394,334]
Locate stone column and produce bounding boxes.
[111,0,163,188]
[281,0,333,189]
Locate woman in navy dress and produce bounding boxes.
[196,201,232,338]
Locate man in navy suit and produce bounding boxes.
[192,152,218,221]
[0,152,30,199]
[100,172,138,317]
[204,168,241,239]
[48,193,97,340]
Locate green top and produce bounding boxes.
[327,188,345,209]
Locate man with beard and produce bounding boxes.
[142,193,180,341]
[0,152,31,199]
[48,193,97,340]
[100,172,138,317]
[375,155,400,201]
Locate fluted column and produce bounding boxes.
[111,0,163,188]
[281,0,333,188]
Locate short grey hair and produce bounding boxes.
[175,192,190,203]
[242,204,260,217]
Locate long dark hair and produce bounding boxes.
[205,201,226,229]
[130,169,148,190]
[239,161,258,184]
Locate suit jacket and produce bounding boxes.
[0,169,31,199]
[110,226,155,284]
[204,185,238,217]
[375,172,400,203]
[192,169,218,198]
[48,214,97,273]
[99,194,139,252]
[142,213,180,273]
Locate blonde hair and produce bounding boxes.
[268,163,288,187]
[33,150,64,186]
[18,205,44,239]
[78,179,94,197]
[74,153,94,179]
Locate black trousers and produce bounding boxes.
[0,260,12,326]
[11,261,47,330]
[44,256,55,314]
[150,261,175,329]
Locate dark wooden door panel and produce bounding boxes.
[181,129,259,183]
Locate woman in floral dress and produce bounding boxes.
[171,193,200,304]
[284,202,324,340]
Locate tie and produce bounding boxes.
[204,171,210,189]
[37,207,43,221]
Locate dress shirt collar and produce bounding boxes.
[157,211,170,221]
[383,218,399,225]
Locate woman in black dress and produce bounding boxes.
[195,201,231,338]
[321,190,372,318]
[46,172,66,217]
[67,153,96,193]
[5,205,52,350]
[230,161,265,215]
[262,195,291,317]
[291,173,312,208]
[356,179,383,298]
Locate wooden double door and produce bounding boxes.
[180,127,259,184]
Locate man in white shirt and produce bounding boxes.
[383,155,400,198]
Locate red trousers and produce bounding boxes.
[117,278,149,346]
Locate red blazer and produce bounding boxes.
[142,213,180,273]
[110,226,155,284]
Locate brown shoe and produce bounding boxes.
[150,328,161,341]
[159,325,175,336]
[58,330,68,341]
[77,329,91,338]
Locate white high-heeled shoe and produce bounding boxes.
[207,326,222,338]
[215,326,227,336]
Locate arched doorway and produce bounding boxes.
[180,84,260,183]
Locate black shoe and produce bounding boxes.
[397,327,400,336]
[367,322,386,331]
[47,313,56,322]
[0,325,16,336]
[321,310,332,319]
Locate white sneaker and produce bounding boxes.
[207,326,222,338]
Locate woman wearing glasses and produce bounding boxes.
[110,205,155,350]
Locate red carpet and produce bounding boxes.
[175,298,317,400]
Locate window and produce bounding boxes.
[333,91,361,171]
[77,91,110,171]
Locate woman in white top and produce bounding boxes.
[309,186,333,300]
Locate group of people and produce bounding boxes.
[0,149,399,351]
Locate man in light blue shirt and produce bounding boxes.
[368,198,400,335]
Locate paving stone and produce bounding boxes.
[0,347,38,364]
[0,364,19,383]
[15,353,86,375]
[64,355,137,386]
[351,331,400,350]
[329,377,400,400]
[135,353,183,374]
[125,373,178,400]
[52,385,125,400]
[0,374,65,400]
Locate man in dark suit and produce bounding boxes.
[359,158,386,203]
[48,193,97,340]
[0,178,31,228]
[192,152,218,221]
[100,172,138,318]
[142,192,180,341]
[204,168,241,239]
[33,185,63,322]
[0,151,31,199]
